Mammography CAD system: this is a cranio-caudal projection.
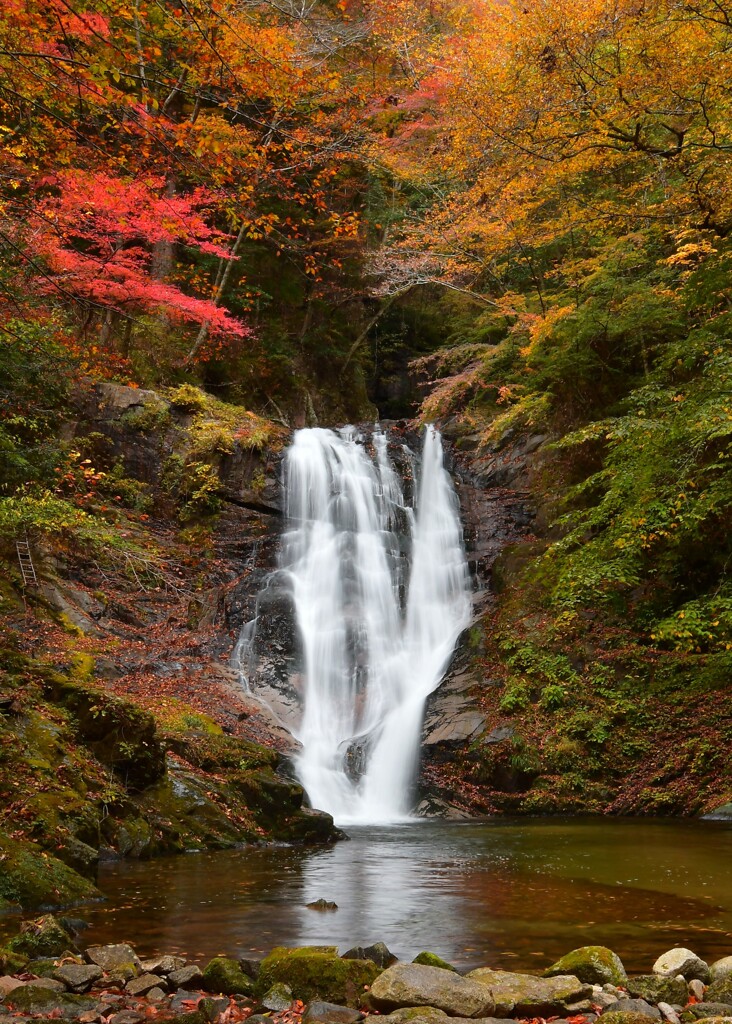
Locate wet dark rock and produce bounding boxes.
[307,899,338,911]
[85,944,141,974]
[626,977,688,1006]
[602,999,661,1019]
[109,1011,145,1024]
[140,956,186,976]
[126,974,167,997]
[363,943,398,969]
[168,966,204,990]
[303,1001,365,1024]
[239,958,262,980]
[686,1005,732,1018]
[53,964,103,993]
[482,725,515,746]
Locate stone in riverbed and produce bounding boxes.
[109,1011,145,1024]
[261,982,293,1012]
[140,956,186,976]
[168,965,204,990]
[657,1003,681,1024]
[467,968,591,1017]
[85,944,141,974]
[239,958,262,980]
[147,987,167,1002]
[126,974,167,997]
[711,960,732,985]
[370,964,496,1018]
[197,997,229,1021]
[413,953,457,973]
[687,1005,732,1018]
[303,1000,365,1024]
[706,979,732,1006]
[689,981,706,1002]
[375,1006,449,1023]
[544,947,627,988]
[0,976,25,998]
[8,916,76,959]
[601,998,661,1019]
[600,1015,664,1024]
[257,947,380,1008]
[307,899,338,911]
[5,982,96,1018]
[202,958,254,996]
[653,951,710,983]
[54,964,103,994]
[626,976,689,1005]
[342,943,398,969]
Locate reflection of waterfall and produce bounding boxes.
[242,425,471,825]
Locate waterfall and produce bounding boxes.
[243,425,471,825]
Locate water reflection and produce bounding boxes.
[3,819,732,971]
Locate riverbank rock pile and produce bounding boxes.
[2,923,732,1024]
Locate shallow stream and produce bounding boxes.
[8,818,732,972]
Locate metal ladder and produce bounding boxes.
[16,534,38,588]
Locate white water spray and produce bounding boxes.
[275,425,471,825]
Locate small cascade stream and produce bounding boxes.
[237,425,471,825]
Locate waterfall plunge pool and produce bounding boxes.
[8,817,732,972]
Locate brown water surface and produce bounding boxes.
[4,818,732,971]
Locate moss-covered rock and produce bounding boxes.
[202,957,255,996]
[412,953,456,973]
[707,979,732,1006]
[257,947,381,1007]
[543,946,627,987]
[4,981,96,1016]
[43,674,165,791]
[466,968,590,1018]
[0,831,99,911]
[0,946,29,974]
[626,975,689,1005]
[600,1015,665,1024]
[7,915,75,958]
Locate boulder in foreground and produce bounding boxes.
[370,963,496,1018]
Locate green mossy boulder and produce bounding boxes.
[412,953,457,973]
[707,979,732,1006]
[600,1015,663,1024]
[0,832,100,911]
[4,983,96,1017]
[257,947,381,1007]
[0,946,29,974]
[7,914,75,958]
[543,946,627,987]
[627,975,689,1005]
[43,674,165,791]
[202,957,255,996]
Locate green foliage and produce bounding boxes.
[162,454,222,520]
[0,493,89,539]
[0,319,74,496]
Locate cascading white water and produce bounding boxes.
[280,424,471,825]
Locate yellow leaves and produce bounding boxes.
[664,240,716,267]
[519,303,575,357]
